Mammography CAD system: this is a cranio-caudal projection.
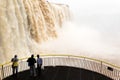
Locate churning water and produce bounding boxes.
[41,0,120,66]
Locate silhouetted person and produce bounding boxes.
[37,54,42,76]
[27,54,36,77]
[11,55,19,77]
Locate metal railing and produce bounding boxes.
[0,54,120,80]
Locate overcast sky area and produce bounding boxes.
[43,0,120,65]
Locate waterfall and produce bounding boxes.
[0,0,70,63]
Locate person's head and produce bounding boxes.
[37,54,39,58]
[14,55,17,58]
[31,54,34,58]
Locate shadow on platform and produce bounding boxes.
[3,66,113,80]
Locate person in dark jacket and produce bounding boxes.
[27,54,36,77]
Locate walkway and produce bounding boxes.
[3,66,113,80]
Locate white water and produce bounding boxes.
[0,0,70,63]
[0,0,120,67]
[41,0,120,66]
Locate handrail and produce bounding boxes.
[41,54,120,69]
[0,53,120,80]
[0,54,120,69]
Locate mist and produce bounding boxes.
[42,0,120,66]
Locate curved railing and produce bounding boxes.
[0,54,120,80]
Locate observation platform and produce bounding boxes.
[3,66,112,80]
[0,54,120,80]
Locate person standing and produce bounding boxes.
[36,54,42,76]
[27,54,36,77]
[11,55,19,76]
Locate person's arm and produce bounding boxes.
[11,58,13,62]
[41,58,43,65]
[27,58,29,62]
[34,59,36,63]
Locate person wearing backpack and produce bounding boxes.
[11,55,19,76]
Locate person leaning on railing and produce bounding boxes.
[11,55,19,77]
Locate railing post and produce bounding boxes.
[83,57,86,69]
[100,61,103,73]
[68,55,70,59]
[0,66,2,80]
[1,65,4,79]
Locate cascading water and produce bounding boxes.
[1,0,120,67]
[0,0,70,64]
[41,0,120,66]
